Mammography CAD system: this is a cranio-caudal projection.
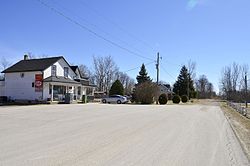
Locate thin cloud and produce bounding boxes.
[187,0,206,10]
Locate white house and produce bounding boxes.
[158,84,174,99]
[1,55,96,102]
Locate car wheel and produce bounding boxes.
[117,100,122,104]
[102,99,107,103]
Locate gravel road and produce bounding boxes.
[0,104,249,166]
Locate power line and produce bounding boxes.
[160,63,176,80]
[77,0,157,52]
[50,0,149,57]
[123,61,155,73]
[161,58,182,68]
[35,0,154,61]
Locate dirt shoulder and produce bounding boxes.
[221,102,250,161]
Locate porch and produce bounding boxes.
[43,76,95,102]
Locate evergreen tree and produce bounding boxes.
[136,63,151,84]
[109,80,124,96]
[173,65,195,98]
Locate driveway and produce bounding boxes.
[0,104,249,166]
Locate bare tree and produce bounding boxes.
[240,64,249,90]
[78,64,90,77]
[116,71,135,95]
[188,60,196,80]
[206,82,214,98]
[220,65,233,100]
[0,57,11,80]
[103,56,119,93]
[125,78,135,95]
[196,75,214,99]
[92,56,118,93]
[231,62,241,92]
[220,63,249,101]
[0,57,11,71]
[196,75,208,98]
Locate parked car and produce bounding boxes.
[124,95,132,101]
[102,95,128,104]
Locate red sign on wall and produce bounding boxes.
[35,74,43,92]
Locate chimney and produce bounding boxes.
[24,54,29,60]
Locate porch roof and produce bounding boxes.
[74,78,97,87]
[43,76,80,85]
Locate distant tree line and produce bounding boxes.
[196,75,215,99]
[173,62,215,100]
[220,63,249,102]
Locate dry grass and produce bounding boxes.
[221,102,250,161]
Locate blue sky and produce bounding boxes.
[1,0,250,92]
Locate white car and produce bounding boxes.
[102,95,128,104]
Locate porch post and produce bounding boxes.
[73,86,76,101]
[92,87,95,96]
[51,84,54,102]
[83,87,87,103]
[80,86,83,100]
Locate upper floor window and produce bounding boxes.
[20,73,25,78]
[51,65,57,76]
[64,67,69,78]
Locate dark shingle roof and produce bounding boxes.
[70,66,78,72]
[43,76,80,84]
[2,56,63,73]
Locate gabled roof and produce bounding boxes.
[2,56,63,73]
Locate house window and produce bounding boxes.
[20,73,24,78]
[86,87,93,95]
[64,67,69,78]
[51,65,57,76]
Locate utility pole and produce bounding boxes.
[187,68,190,100]
[156,52,160,104]
[156,52,160,85]
[245,72,248,108]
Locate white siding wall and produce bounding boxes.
[43,82,50,100]
[0,81,5,96]
[5,71,43,100]
[43,66,51,79]
[43,58,76,79]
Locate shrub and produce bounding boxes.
[158,93,168,105]
[134,81,159,104]
[181,95,188,103]
[172,95,181,104]
[109,80,124,96]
